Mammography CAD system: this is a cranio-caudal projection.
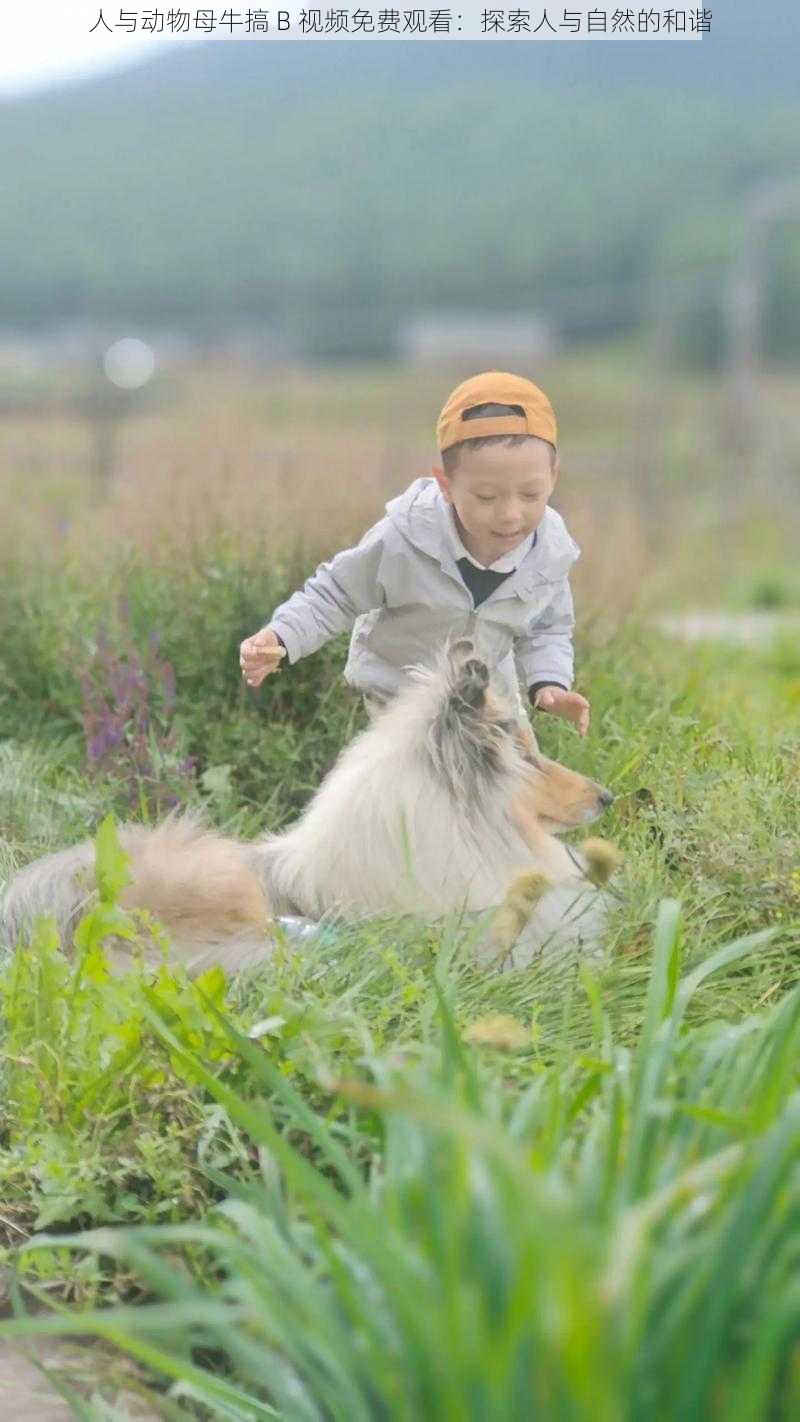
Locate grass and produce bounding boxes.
[1,898,799,1419]
[0,357,798,1414]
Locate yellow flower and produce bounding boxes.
[491,870,551,950]
[582,838,622,886]
[464,1014,529,1051]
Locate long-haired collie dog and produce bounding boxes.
[0,641,615,974]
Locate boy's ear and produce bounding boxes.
[431,465,452,500]
[550,456,560,490]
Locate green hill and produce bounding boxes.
[1,5,798,359]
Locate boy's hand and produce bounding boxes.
[239,628,286,688]
[533,686,591,737]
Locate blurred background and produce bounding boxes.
[1,2,799,626]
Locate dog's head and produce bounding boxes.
[426,638,612,831]
[513,731,614,832]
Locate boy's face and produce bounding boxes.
[433,440,558,566]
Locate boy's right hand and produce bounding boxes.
[239,628,286,688]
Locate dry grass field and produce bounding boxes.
[3,345,799,615]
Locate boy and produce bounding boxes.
[239,371,590,735]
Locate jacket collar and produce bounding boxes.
[385,478,579,595]
[442,501,537,573]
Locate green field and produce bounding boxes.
[0,359,798,1416]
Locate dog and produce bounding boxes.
[0,640,615,974]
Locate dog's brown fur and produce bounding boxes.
[116,820,270,942]
[511,719,610,837]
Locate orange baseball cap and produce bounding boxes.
[436,370,558,453]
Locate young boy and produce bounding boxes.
[239,371,590,735]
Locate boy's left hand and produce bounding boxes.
[533,687,591,737]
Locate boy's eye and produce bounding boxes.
[475,495,496,503]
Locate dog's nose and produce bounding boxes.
[599,788,614,808]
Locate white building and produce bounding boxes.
[396,312,557,369]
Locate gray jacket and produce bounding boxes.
[269,478,580,712]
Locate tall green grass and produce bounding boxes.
[2,901,798,1420]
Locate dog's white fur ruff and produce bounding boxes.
[1,643,612,973]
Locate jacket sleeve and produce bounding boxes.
[267,521,387,664]
[513,577,576,692]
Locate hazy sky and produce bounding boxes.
[0,3,172,94]
[0,1,710,94]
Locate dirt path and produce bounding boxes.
[656,609,800,646]
[0,1338,159,1419]
[0,1339,82,1420]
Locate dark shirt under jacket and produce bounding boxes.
[454,559,567,703]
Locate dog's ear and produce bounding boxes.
[445,638,489,710]
[448,637,478,667]
[451,650,490,710]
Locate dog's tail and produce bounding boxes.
[1,814,275,975]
